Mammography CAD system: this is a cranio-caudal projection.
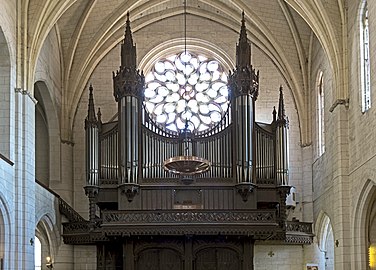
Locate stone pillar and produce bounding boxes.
[330,105,351,270]
[14,89,36,269]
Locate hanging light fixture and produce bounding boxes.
[163,0,210,178]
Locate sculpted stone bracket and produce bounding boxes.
[236,183,257,202]
[119,183,140,202]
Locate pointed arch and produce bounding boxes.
[33,81,61,184]
[352,179,376,269]
[0,192,13,270]
[316,212,335,269]
[35,214,59,269]
[0,27,12,158]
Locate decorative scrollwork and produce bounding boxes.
[58,198,86,222]
[286,221,313,234]
[102,210,275,224]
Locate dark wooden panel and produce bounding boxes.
[136,248,183,270]
[194,247,240,270]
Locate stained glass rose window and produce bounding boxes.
[144,51,229,133]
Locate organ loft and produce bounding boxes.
[62,12,313,270]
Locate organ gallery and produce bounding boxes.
[62,12,313,270]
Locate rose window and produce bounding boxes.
[144,51,230,133]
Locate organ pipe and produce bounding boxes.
[85,85,99,187]
[228,12,259,183]
[113,12,144,185]
[275,86,289,186]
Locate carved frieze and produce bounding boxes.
[285,221,313,234]
[102,210,275,224]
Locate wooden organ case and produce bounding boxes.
[62,12,306,270]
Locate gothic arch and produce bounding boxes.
[33,81,61,185]
[35,215,59,268]
[0,27,12,158]
[0,193,12,270]
[283,0,347,103]
[316,212,335,269]
[138,38,234,74]
[352,179,376,269]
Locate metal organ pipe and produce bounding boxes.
[120,96,140,184]
[276,126,289,186]
[86,127,99,186]
[234,95,254,183]
[85,86,99,187]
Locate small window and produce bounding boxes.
[360,1,371,112]
[317,72,325,156]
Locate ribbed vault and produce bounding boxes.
[23,0,347,145]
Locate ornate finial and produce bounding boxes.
[97,107,102,124]
[239,11,247,44]
[228,11,258,98]
[85,84,97,128]
[120,11,136,69]
[97,107,101,119]
[276,85,288,127]
[124,11,133,45]
[278,85,285,120]
[236,11,251,68]
[272,106,277,122]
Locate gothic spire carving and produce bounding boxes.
[85,84,98,129]
[229,12,259,98]
[113,12,145,101]
[236,11,251,68]
[277,86,288,126]
[121,12,137,69]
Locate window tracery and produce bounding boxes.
[143,51,230,133]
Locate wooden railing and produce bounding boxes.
[0,153,13,166]
[36,179,86,223]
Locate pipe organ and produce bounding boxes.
[72,11,297,270]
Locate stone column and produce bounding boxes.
[14,89,36,269]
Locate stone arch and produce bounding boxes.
[369,197,376,269]
[283,0,346,103]
[66,7,307,145]
[139,38,234,74]
[352,179,376,269]
[0,27,12,158]
[35,215,59,268]
[316,212,335,270]
[33,81,61,185]
[0,192,13,270]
